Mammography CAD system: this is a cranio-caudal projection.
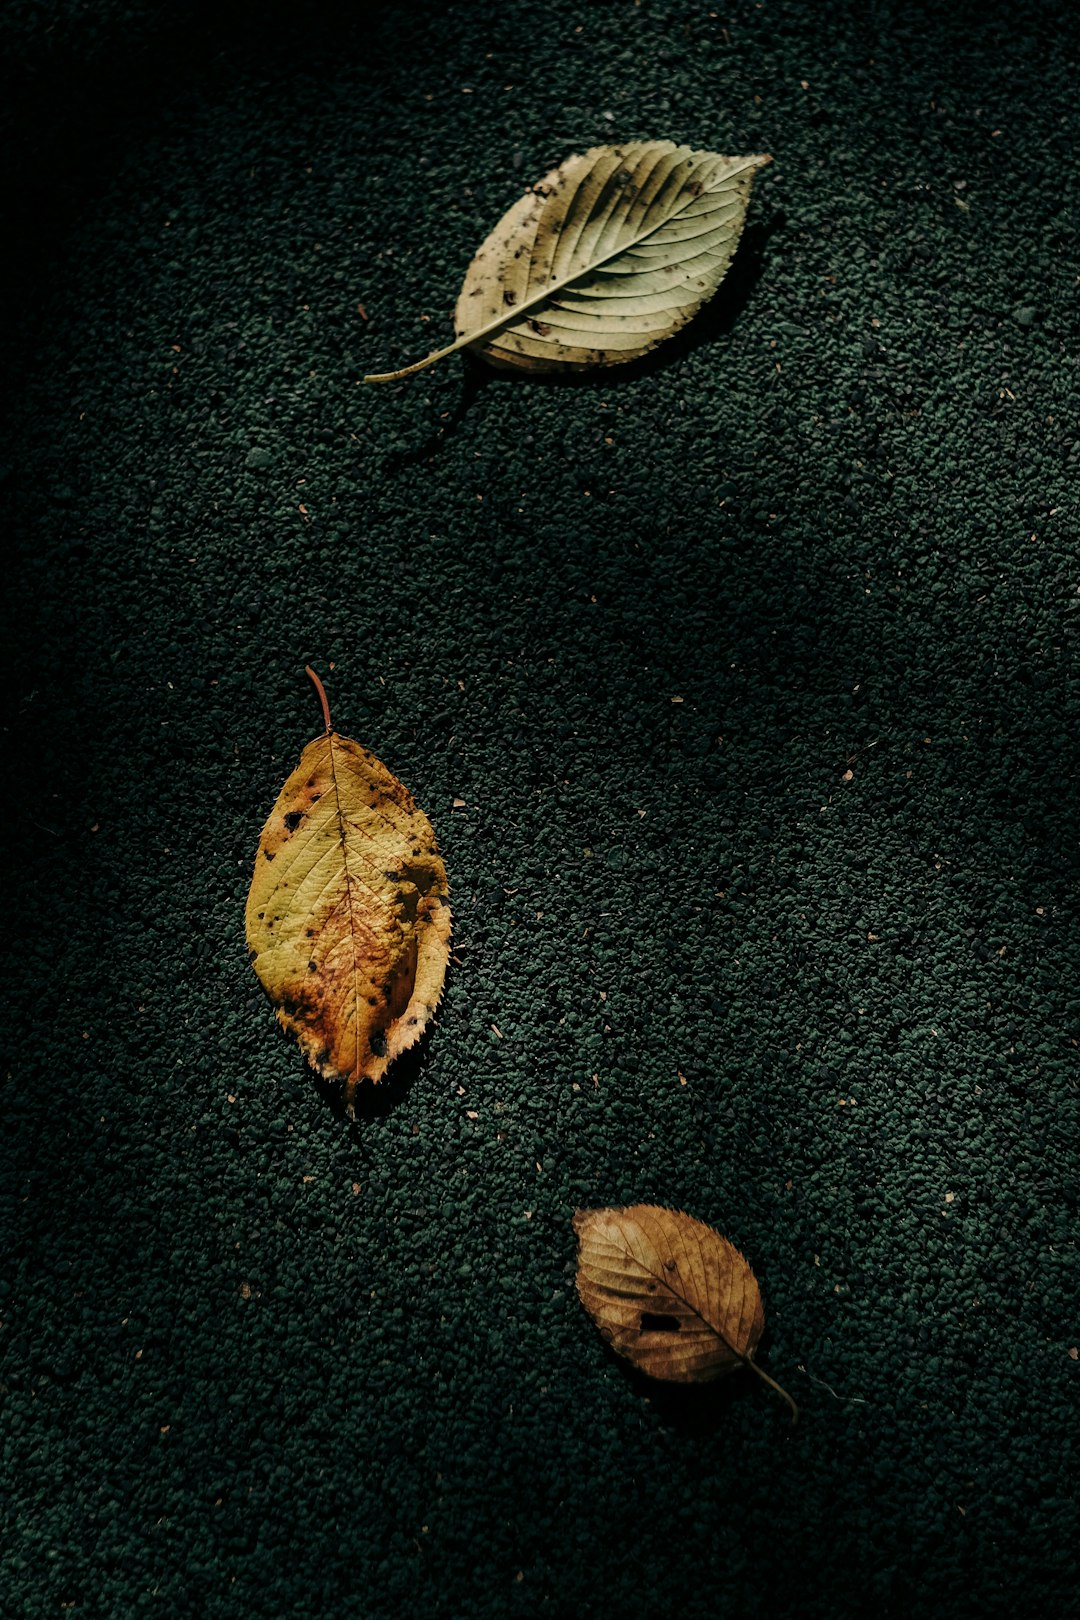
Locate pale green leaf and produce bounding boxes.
[364,141,771,381]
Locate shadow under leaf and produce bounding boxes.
[381,361,494,475]
[311,1023,435,1126]
[595,1328,800,1435]
[378,209,783,473]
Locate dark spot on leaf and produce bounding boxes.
[308,961,317,972]
[247,948,258,963]
[503,290,517,306]
[317,1048,331,1067]
[284,810,304,832]
[396,888,419,923]
[370,1031,388,1058]
[263,851,275,862]
[401,858,437,894]
[640,1312,682,1333]
[528,319,551,336]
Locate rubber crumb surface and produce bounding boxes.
[2,2,1078,1617]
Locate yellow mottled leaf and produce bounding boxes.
[573,1203,797,1422]
[246,670,450,1117]
[365,140,770,381]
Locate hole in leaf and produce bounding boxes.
[640,1312,681,1333]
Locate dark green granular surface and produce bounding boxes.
[3,1,1079,1615]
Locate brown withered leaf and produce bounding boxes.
[246,669,450,1117]
[573,1204,797,1422]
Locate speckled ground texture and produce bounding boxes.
[2,0,1079,1615]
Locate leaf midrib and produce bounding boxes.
[326,730,362,1081]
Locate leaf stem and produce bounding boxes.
[364,340,464,384]
[745,1356,799,1426]
[305,665,333,733]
